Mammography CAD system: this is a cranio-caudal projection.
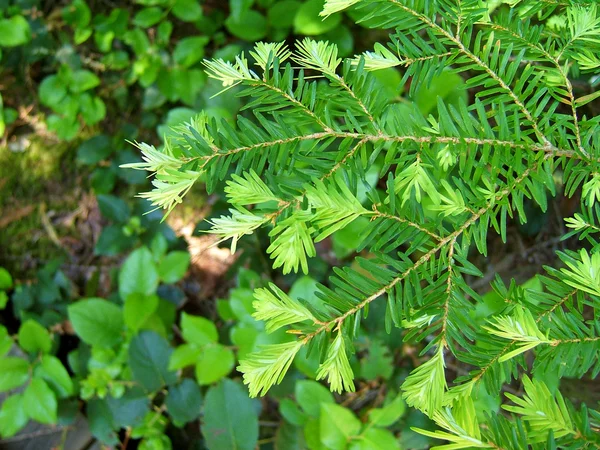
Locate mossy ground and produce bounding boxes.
[0,135,82,275]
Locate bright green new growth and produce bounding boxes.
[130,0,600,447]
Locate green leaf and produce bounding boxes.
[304,418,323,450]
[279,398,307,426]
[128,330,177,391]
[368,395,406,427]
[294,0,341,35]
[79,94,106,124]
[0,267,13,290]
[181,312,218,346]
[350,428,400,450]
[0,394,28,438]
[74,27,92,44]
[119,247,159,299]
[150,233,169,260]
[23,378,57,424]
[168,343,202,370]
[173,36,209,67]
[76,134,113,165]
[106,388,149,427]
[294,345,320,379]
[413,70,466,116]
[158,251,190,283]
[63,0,91,28]
[172,0,203,22]
[295,380,334,417]
[359,340,393,381]
[124,28,151,55]
[39,75,68,108]
[0,16,31,47]
[47,114,80,141]
[18,319,52,354]
[97,194,130,222]
[322,24,354,57]
[68,298,123,347]
[276,421,307,450]
[166,379,203,425]
[268,0,301,28]
[0,326,12,356]
[95,224,130,256]
[231,324,259,360]
[228,288,256,322]
[133,7,164,27]
[332,216,370,259]
[195,344,235,385]
[136,0,169,4]
[124,293,159,332]
[230,0,254,20]
[174,36,210,68]
[0,357,29,392]
[156,107,197,140]
[70,70,101,93]
[202,379,259,450]
[371,66,403,98]
[225,10,268,41]
[319,403,361,449]
[35,355,74,398]
[87,398,119,445]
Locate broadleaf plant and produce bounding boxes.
[129,0,600,448]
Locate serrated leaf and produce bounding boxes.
[18,320,52,354]
[0,357,29,392]
[169,343,202,370]
[35,355,74,398]
[202,379,259,450]
[0,394,28,438]
[158,251,190,283]
[369,395,406,427]
[166,379,202,425]
[68,298,123,347]
[128,331,177,391]
[295,380,334,417]
[195,344,235,385]
[119,247,159,299]
[320,403,361,449]
[23,378,57,424]
[124,293,159,332]
[181,313,218,346]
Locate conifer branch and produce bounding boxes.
[129,4,600,440]
[478,21,585,153]
[371,203,442,241]
[386,0,553,147]
[248,79,332,131]
[302,161,541,346]
[192,131,591,168]
[333,75,380,132]
[439,239,457,347]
